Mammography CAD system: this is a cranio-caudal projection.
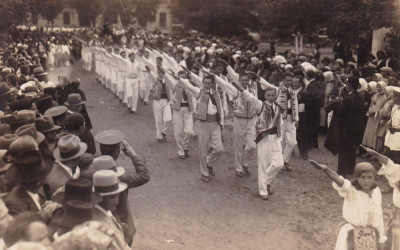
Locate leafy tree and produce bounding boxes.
[68,0,102,27]
[0,0,39,32]
[172,0,262,37]
[36,0,65,25]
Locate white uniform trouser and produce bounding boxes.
[153,99,171,139]
[117,71,125,100]
[257,134,283,197]
[198,120,224,177]
[282,114,297,163]
[140,73,151,103]
[173,107,193,156]
[233,116,256,172]
[111,66,118,93]
[105,64,111,89]
[125,77,139,110]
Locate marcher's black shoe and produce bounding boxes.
[184,150,189,158]
[243,166,251,174]
[201,175,209,182]
[284,162,292,171]
[207,165,215,176]
[162,133,167,141]
[267,184,273,195]
[236,171,244,177]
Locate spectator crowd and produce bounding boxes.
[0,26,399,249]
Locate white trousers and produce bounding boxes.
[153,99,171,139]
[125,78,139,110]
[117,72,125,100]
[233,116,256,172]
[282,114,297,163]
[172,107,193,156]
[140,74,151,103]
[198,121,224,176]
[257,134,283,197]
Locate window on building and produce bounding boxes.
[159,12,166,28]
[63,12,70,25]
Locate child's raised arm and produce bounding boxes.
[309,160,344,187]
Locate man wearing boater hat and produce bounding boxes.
[95,130,150,244]
[44,134,87,198]
[93,169,129,248]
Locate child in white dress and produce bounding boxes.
[310,159,386,249]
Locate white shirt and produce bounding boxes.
[207,98,218,115]
[378,160,400,208]
[333,178,385,242]
[126,60,140,79]
[26,191,41,210]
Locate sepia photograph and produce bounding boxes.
[0,0,399,249]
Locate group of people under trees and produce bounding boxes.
[83,28,400,249]
[0,24,399,249]
[0,30,149,249]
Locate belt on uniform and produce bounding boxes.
[180,103,189,107]
[204,114,218,122]
[255,127,278,144]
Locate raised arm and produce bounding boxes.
[309,160,344,187]
[258,76,278,91]
[232,81,263,112]
[178,77,200,99]
[164,73,177,91]
[215,75,238,98]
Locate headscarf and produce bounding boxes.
[374,73,383,82]
[358,78,368,92]
[368,81,377,93]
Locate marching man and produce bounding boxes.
[165,70,194,158]
[277,72,299,171]
[232,82,284,200]
[174,72,225,182]
[125,52,141,113]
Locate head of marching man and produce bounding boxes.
[203,75,216,91]
[239,73,250,89]
[95,130,125,160]
[128,53,135,63]
[264,87,277,104]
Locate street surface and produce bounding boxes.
[49,61,394,250]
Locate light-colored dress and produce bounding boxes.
[333,178,386,249]
[362,92,387,148]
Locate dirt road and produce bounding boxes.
[49,61,394,250]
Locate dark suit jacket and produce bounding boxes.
[43,163,72,199]
[115,153,150,245]
[304,79,321,123]
[4,185,46,216]
[325,89,364,155]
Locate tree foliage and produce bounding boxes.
[0,0,39,32]
[68,0,102,27]
[264,0,397,45]
[172,0,262,37]
[36,0,65,24]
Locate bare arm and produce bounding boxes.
[309,160,344,187]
